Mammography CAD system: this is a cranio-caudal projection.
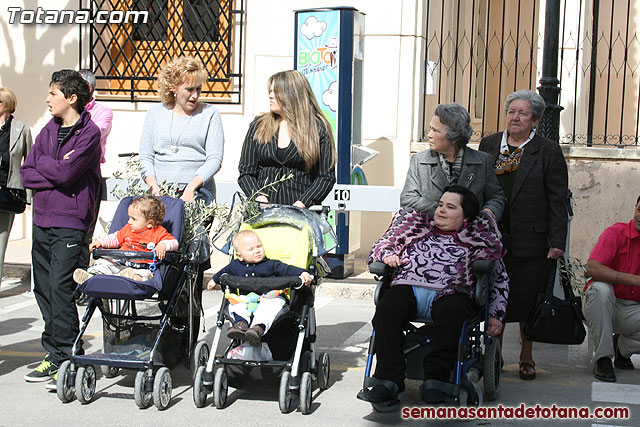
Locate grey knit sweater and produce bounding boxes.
[139,103,224,197]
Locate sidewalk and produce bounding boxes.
[2,238,378,299]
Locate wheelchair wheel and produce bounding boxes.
[458,380,483,407]
[75,365,97,404]
[483,337,501,401]
[100,365,119,378]
[213,367,228,409]
[279,371,293,413]
[317,352,330,390]
[153,367,172,410]
[56,361,75,403]
[299,372,313,415]
[134,371,153,409]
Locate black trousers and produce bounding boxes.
[32,226,85,366]
[372,285,475,387]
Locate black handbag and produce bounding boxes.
[0,187,27,214]
[523,258,586,345]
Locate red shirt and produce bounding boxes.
[99,225,178,252]
[588,220,640,302]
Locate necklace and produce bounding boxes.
[169,111,193,153]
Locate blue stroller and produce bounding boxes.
[56,196,208,410]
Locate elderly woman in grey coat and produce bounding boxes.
[479,89,569,381]
[400,102,505,219]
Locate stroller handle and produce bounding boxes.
[220,274,304,294]
[92,248,181,265]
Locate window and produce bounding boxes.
[80,0,243,103]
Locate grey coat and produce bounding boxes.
[400,147,506,219]
[479,132,569,257]
[6,118,32,192]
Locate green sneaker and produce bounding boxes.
[45,372,58,392]
[24,359,58,382]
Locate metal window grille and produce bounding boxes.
[79,0,243,103]
[421,0,640,146]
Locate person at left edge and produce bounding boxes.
[20,71,101,391]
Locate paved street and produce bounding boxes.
[1,278,639,426]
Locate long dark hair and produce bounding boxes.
[442,185,479,220]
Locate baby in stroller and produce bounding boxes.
[208,230,312,346]
[73,195,178,283]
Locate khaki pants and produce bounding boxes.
[583,281,640,363]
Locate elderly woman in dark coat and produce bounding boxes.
[400,102,505,219]
[479,89,569,381]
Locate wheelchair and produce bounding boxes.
[357,260,502,412]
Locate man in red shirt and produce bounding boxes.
[584,196,640,382]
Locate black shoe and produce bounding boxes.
[594,357,616,382]
[613,335,634,370]
[420,385,446,404]
[365,385,394,403]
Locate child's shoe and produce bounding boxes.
[118,268,142,281]
[227,321,249,341]
[245,325,265,346]
[73,269,94,285]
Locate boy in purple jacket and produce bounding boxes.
[20,71,101,390]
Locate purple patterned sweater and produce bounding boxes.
[368,207,509,322]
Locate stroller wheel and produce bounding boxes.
[316,352,330,390]
[299,372,313,415]
[483,337,501,401]
[134,371,153,409]
[278,371,293,414]
[153,367,172,410]
[193,366,210,408]
[56,361,75,403]
[192,341,210,380]
[213,367,228,409]
[100,365,119,379]
[75,365,97,404]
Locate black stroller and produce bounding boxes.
[192,206,331,414]
[56,195,208,410]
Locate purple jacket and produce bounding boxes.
[20,110,101,231]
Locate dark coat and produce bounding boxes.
[212,258,307,284]
[479,132,569,257]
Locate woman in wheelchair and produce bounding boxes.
[362,185,509,405]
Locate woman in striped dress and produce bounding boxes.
[238,70,336,207]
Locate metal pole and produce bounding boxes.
[538,0,563,143]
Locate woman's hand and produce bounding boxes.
[486,317,503,336]
[180,186,196,202]
[547,248,564,259]
[144,176,161,196]
[293,200,306,209]
[383,255,408,269]
[255,195,269,206]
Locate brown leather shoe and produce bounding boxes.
[226,321,249,341]
[519,361,536,380]
[245,325,265,347]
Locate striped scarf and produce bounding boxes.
[439,149,464,183]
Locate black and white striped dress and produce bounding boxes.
[238,118,336,206]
